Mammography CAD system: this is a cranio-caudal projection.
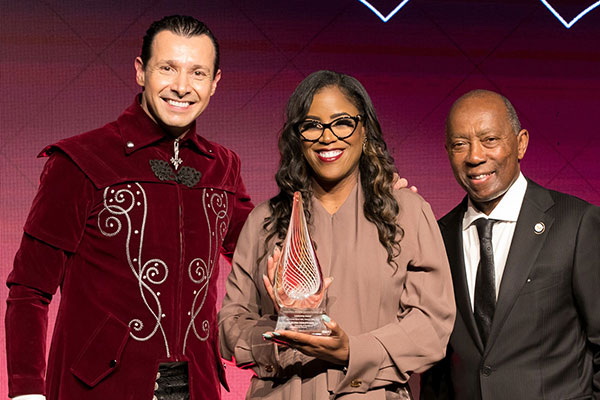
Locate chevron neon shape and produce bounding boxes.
[540,0,600,28]
[358,0,412,22]
[358,0,599,27]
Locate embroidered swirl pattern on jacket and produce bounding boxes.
[183,188,230,352]
[98,183,171,357]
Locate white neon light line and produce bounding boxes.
[540,0,600,28]
[358,0,599,28]
[358,0,412,22]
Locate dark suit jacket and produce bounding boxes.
[420,179,600,400]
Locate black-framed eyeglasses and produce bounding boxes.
[295,115,362,142]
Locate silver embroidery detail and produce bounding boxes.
[98,183,171,357]
[183,189,229,352]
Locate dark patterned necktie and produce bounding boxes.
[473,218,497,346]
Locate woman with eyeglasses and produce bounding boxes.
[218,70,455,399]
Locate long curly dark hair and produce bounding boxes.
[263,70,403,267]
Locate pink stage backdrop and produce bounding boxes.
[1,1,599,398]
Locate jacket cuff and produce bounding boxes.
[335,333,384,394]
[234,315,283,378]
[8,377,45,399]
[249,327,305,378]
[249,325,279,377]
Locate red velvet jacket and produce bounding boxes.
[5,99,253,399]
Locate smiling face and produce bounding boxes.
[300,86,365,191]
[135,30,221,137]
[446,92,528,214]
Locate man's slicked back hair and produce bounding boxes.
[140,15,220,77]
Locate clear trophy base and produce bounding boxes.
[275,307,331,336]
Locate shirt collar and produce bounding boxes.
[463,172,527,230]
[117,95,214,158]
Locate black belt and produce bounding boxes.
[153,362,189,400]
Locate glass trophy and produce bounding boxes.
[273,192,330,335]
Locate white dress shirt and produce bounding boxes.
[462,172,527,311]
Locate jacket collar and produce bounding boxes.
[440,198,486,352]
[484,179,554,353]
[118,95,214,158]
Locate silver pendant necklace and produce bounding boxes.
[170,138,183,170]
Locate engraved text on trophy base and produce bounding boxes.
[275,307,331,336]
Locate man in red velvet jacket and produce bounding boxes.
[5,15,253,400]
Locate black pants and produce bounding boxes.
[154,362,189,400]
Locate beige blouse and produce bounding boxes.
[218,182,455,399]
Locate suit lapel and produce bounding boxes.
[441,199,485,353]
[484,180,554,353]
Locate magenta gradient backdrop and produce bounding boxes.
[1,1,599,398]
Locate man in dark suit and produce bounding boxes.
[420,89,600,399]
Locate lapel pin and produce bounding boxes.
[534,222,545,234]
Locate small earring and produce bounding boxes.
[362,139,367,152]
